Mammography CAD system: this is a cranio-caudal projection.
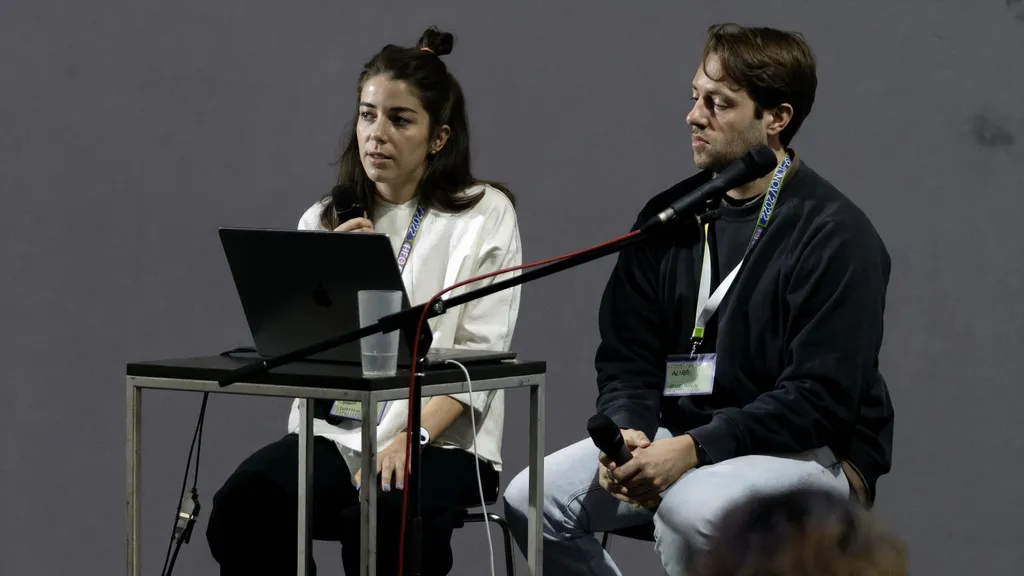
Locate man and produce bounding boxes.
[503,23,894,575]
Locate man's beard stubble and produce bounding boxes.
[693,120,767,173]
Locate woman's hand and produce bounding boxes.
[334,217,374,233]
[353,432,409,492]
[350,397,465,492]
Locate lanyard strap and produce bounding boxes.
[322,203,426,424]
[691,155,792,349]
[395,204,427,274]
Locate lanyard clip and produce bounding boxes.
[689,339,701,357]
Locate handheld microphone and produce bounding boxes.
[587,413,633,466]
[331,184,364,223]
[640,145,779,232]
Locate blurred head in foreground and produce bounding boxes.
[696,488,907,576]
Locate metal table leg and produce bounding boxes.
[360,393,378,576]
[528,380,545,575]
[298,399,314,575]
[126,379,141,576]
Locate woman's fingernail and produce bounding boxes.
[355,483,360,490]
[396,483,403,490]
[383,483,391,491]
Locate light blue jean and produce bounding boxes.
[502,428,850,575]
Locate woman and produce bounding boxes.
[696,488,907,576]
[206,27,521,576]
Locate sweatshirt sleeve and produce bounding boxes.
[446,195,522,416]
[594,223,665,439]
[297,199,327,231]
[687,218,890,463]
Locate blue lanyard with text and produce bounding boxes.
[395,204,427,274]
[327,203,427,425]
[690,154,792,353]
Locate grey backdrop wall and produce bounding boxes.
[2,1,1022,574]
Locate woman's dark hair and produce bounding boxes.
[696,488,907,576]
[702,23,817,146]
[319,26,513,229]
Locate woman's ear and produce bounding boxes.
[430,125,451,154]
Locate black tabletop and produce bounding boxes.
[126,354,546,391]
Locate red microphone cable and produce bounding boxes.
[395,228,641,575]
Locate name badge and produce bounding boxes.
[664,354,716,396]
[329,400,388,424]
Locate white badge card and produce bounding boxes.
[329,400,388,424]
[664,354,717,396]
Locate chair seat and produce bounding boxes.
[452,496,498,522]
[609,522,655,542]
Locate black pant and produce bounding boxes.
[206,434,498,575]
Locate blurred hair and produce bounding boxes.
[696,488,907,576]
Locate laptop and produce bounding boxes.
[218,227,517,367]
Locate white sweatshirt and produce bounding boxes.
[286,184,522,478]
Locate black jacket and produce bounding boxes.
[594,161,895,501]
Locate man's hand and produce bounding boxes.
[597,429,651,479]
[605,434,701,505]
[353,432,409,492]
[598,429,651,506]
[599,462,661,510]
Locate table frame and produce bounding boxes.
[125,372,545,575]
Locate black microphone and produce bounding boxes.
[331,184,364,223]
[587,413,633,466]
[640,145,779,232]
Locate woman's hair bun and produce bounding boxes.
[416,26,454,56]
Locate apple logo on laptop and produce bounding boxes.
[311,283,332,308]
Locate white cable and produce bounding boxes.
[446,359,496,576]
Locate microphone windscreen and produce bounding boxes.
[743,145,780,176]
[587,413,621,448]
[330,184,361,209]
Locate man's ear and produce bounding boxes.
[765,103,793,139]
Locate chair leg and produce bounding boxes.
[488,513,516,576]
[461,512,516,576]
